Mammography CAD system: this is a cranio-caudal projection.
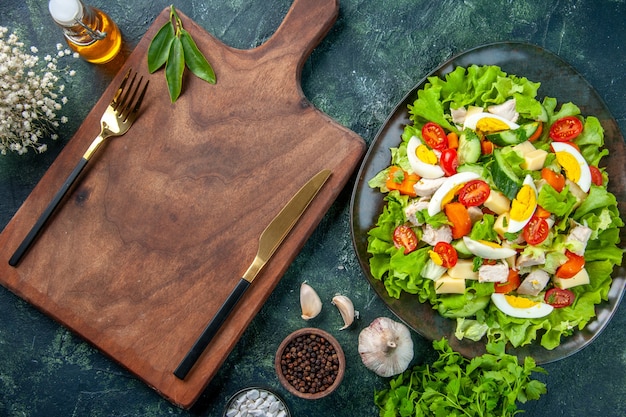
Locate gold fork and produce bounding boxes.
[9,69,149,267]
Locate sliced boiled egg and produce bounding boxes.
[463,112,520,133]
[407,136,445,179]
[508,175,538,233]
[491,293,554,318]
[462,236,517,259]
[427,172,480,216]
[551,142,591,193]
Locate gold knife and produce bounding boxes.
[173,169,332,380]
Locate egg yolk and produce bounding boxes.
[510,184,536,221]
[416,144,438,165]
[555,151,581,182]
[504,294,539,309]
[441,184,465,208]
[478,240,503,248]
[476,117,511,133]
[429,250,443,266]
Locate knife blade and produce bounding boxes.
[173,169,332,380]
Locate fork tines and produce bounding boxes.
[114,69,149,122]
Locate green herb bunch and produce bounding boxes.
[374,338,547,417]
[147,5,216,102]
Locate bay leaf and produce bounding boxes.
[180,29,216,84]
[147,21,175,73]
[165,37,185,102]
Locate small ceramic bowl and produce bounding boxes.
[274,327,345,400]
[222,387,291,417]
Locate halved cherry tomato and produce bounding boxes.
[544,287,575,308]
[549,116,583,142]
[541,167,565,192]
[523,215,550,246]
[433,242,458,268]
[393,225,418,255]
[458,179,491,207]
[528,122,543,142]
[589,165,603,186]
[440,148,458,176]
[386,166,420,197]
[444,202,472,239]
[422,122,448,150]
[555,250,585,278]
[494,269,521,294]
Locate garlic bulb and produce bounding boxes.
[300,282,322,320]
[331,295,358,330]
[358,317,414,377]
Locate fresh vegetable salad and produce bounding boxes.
[367,65,624,349]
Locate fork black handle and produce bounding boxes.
[9,157,89,267]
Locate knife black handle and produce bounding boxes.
[9,157,89,267]
[174,278,251,380]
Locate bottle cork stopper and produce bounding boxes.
[49,0,83,26]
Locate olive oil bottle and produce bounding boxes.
[48,0,122,64]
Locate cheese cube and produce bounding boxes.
[435,274,466,294]
[493,212,510,237]
[553,268,590,289]
[447,259,478,280]
[513,141,536,156]
[521,149,548,171]
[484,190,510,215]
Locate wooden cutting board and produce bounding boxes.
[0,0,365,408]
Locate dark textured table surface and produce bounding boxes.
[1,1,625,416]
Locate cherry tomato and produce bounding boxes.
[393,225,418,255]
[523,215,550,246]
[541,167,565,192]
[544,287,575,308]
[555,250,585,278]
[458,179,491,207]
[433,242,458,268]
[549,116,583,142]
[494,269,521,294]
[589,165,603,186]
[440,148,458,176]
[422,122,448,150]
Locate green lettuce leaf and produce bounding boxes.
[537,183,577,217]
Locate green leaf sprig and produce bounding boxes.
[374,338,548,417]
[147,5,216,102]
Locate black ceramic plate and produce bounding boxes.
[350,42,626,364]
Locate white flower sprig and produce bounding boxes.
[0,26,78,156]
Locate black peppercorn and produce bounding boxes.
[279,333,339,395]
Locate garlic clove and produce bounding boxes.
[358,317,414,377]
[331,295,358,330]
[300,282,322,320]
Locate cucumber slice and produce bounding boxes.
[451,238,473,258]
[458,129,482,164]
[492,148,522,199]
[486,122,541,146]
